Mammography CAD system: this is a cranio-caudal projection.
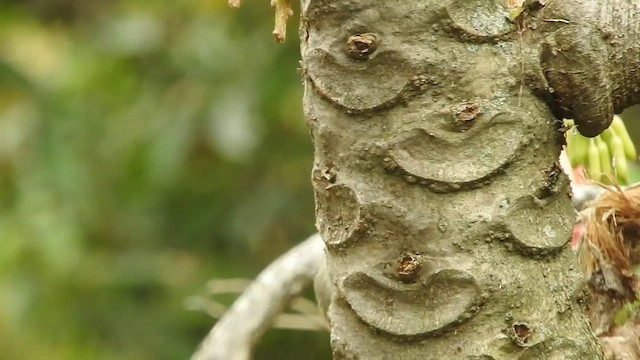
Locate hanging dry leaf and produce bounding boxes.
[228,0,293,42]
[272,0,293,43]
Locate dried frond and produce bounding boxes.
[580,185,640,296]
[577,182,640,359]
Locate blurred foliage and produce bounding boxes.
[6,1,640,359]
[0,0,328,359]
[618,107,640,182]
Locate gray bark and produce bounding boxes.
[301,0,640,358]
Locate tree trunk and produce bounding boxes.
[302,0,640,358]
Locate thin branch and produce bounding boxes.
[191,233,325,360]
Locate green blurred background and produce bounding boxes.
[0,0,329,359]
[4,1,640,359]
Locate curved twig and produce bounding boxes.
[191,233,325,360]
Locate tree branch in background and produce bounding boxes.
[191,233,325,360]
[186,279,327,332]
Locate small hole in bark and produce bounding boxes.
[539,161,562,198]
[321,161,337,183]
[346,33,378,60]
[397,252,421,283]
[513,323,531,344]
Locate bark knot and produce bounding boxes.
[346,33,378,61]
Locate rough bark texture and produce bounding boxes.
[300,0,640,359]
[532,0,640,137]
